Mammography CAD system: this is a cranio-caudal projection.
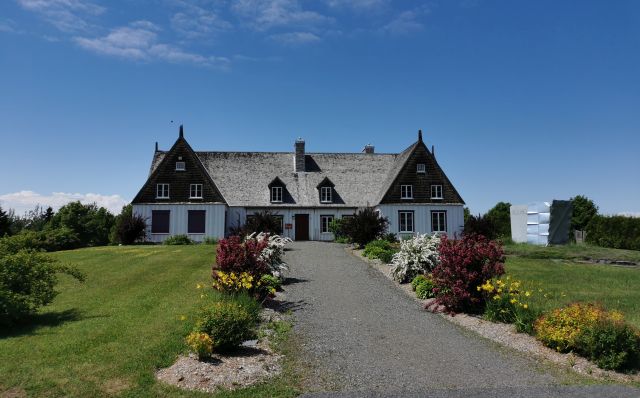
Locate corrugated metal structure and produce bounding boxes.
[510,201,573,246]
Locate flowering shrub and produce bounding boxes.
[215,236,269,276]
[431,234,505,313]
[480,277,542,334]
[185,331,214,359]
[251,232,292,279]
[534,303,619,352]
[389,234,440,283]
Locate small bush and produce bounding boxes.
[480,277,543,334]
[415,276,436,299]
[260,274,282,293]
[0,250,85,324]
[431,234,505,313]
[411,274,428,291]
[215,235,269,277]
[185,331,214,359]
[341,207,389,248]
[195,293,260,351]
[329,218,349,242]
[0,228,81,254]
[534,303,609,352]
[111,205,147,245]
[363,240,397,264]
[163,235,193,245]
[575,318,640,371]
[382,233,398,243]
[389,234,440,283]
[203,236,218,245]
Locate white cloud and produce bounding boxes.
[73,21,230,68]
[381,5,430,35]
[618,212,640,218]
[232,0,332,31]
[170,3,232,39]
[16,0,105,32]
[326,0,389,12]
[269,31,321,45]
[0,18,22,34]
[0,191,128,215]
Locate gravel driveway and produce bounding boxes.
[283,241,639,398]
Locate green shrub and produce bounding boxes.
[415,277,436,299]
[260,274,282,293]
[49,201,115,247]
[382,233,398,243]
[163,235,193,245]
[329,218,349,242]
[363,240,397,263]
[0,228,81,254]
[586,215,640,251]
[195,293,260,351]
[0,250,84,324]
[341,207,389,248]
[202,236,218,245]
[575,318,640,371]
[111,205,147,245]
[480,278,542,335]
[411,274,428,291]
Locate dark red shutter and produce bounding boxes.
[152,210,170,233]
[188,210,206,234]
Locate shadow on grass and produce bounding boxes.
[0,308,100,338]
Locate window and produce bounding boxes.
[151,210,170,234]
[187,210,206,234]
[320,186,332,203]
[399,211,414,233]
[156,183,169,199]
[274,215,284,234]
[190,184,203,199]
[431,185,443,199]
[431,211,447,233]
[320,215,334,233]
[175,161,186,171]
[271,186,283,203]
[417,163,426,173]
[401,185,413,199]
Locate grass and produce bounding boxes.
[505,244,640,328]
[0,245,301,398]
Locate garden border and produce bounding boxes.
[348,246,640,384]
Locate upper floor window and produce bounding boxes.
[401,185,413,199]
[431,185,443,199]
[431,211,447,233]
[156,183,170,199]
[271,186,283,203]
[320,186,332,203]
[417,163,426,174]
[175,161,186,171]
[399,211,414,233]
[190,184,203,199]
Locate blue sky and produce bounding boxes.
[1,0,639,216]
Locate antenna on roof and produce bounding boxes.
[179,125,184,138]
[418,129,423,142]
[432,145,435,157]
[155,141,158,152]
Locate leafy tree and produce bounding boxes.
[571,195,598,231]
[43,207,54,223]
[0,206,10,237]
[111,204,147,245]
[49,201,115,247]
[341,207,389,247]
[463,214,497,239]
[463,207,471,224]
[486,202,512,239]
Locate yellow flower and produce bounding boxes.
[179,315,186,321]
[493,295,501,300]
[196,283,202,289]
[525,291,531,297]
[510,298,517,304]
[523,304,528,309]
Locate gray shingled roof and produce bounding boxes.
[151,150,401,207]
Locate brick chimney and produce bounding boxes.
[294,138,305,172]
[363,144,375,154]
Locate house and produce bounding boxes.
[131,126,465,242]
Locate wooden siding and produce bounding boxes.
[380,143,464,205]
[376,204,465,238]
[133,203,226,243]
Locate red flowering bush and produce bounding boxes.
[431,234,505,314]
[215,236,269,277]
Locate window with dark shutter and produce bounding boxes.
[151,210,170,233]
[188,210,206,234]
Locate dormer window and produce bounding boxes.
[417,163,426,174]
[401,185,413,199]
[431,185,443,199]
[271,186,283,203]
[175,161,185,171]
[156,183,170,199]
[320,186,332,203]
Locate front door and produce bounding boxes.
[294,214,309,241]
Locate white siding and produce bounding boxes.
[133,203,227,243]
[228,207,358,241]
[376,204,465,239]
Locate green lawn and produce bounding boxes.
[0,245,300,398]
[505,244,640,328]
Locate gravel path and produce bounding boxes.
[283,242,639,397]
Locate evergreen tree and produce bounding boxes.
[570,195,598,231]
[0,206,10,236]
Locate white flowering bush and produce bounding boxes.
[247,232,293,280]
[389,234,440,283]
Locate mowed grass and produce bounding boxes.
[505,244,640,328]
[0,245,299,398]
